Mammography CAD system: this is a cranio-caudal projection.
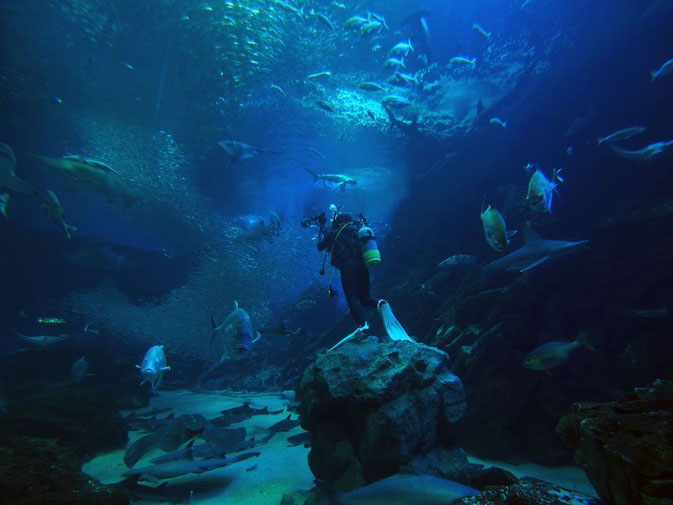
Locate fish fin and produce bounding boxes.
[233,300,239,310]
[553,168,564,183]
[521,226,542,244]
[252,331,261,344]
[1,174,37,196]
[519,256,549,272]
[185,439,195,459]
[161,366,171,371]
[507,230,518,238]
[144,474,160,485]
[135,364,141,369]
[575,331,594,351]
[651,71,657,81]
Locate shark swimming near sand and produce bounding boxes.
[482,227,588,273]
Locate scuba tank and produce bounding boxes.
[358,226,381,267]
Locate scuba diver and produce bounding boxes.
[316,210,379,329]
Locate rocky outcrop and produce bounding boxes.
[1,386,128,459]
[557,379,673,505]
[297,337,467,487]
[0,436,128,505]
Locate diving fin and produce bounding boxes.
[378,300,415,343]
[326,322,368,353]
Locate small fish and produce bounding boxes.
[306,71,332,80]
[41,190,76,239]
[270,83,286,96]
[566,146,574,157]
[473,23,491,40]
[344,15,368,29]
[136,345,171,391]
[384,57,405,69]
[367,110,376,121]
[607,140,673,161]
[359,81,385,92]
[387,39,414,58]
[635,308,669,318]
[381,95,411,108]
[651,57,673,81]
[480,201,516,252]
[70,356,89,380]
[360,20,382,37]
[273,0,302,16]
[83,323,101,335]
[597,126,647,145]
[523,332,593,370]
[526,168,563,213]
[200,3,213,11]
[308,147,325,159]
[450,56,476,68]
[369,11,389,30]
[437,254,478,269]
[121,62,134,70]
[489,117,507,129]
[315,100,334,113]
[0,193,8,219]
[311,10,334,31]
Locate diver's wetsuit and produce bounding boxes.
[317,218,378,327]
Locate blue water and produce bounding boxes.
[0,0,672,483]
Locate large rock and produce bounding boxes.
[297,338,467,487]
[1,386,128,459]
[0,436,128,505]
[557,379,673,505]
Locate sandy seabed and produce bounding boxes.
[84,389,596,504]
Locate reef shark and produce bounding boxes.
[482,227,588,273]
[123,451,260,484]
[217,140,280,164]
[11,328,71,346]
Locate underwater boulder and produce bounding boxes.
[1,386,128,459]
[0,436,127,505]
[557,379,673,505]
[297,338,467,487]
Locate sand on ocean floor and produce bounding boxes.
[468,454,597,497]
[83,389,315,505]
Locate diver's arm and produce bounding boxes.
[317,230,333,251]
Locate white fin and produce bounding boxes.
[519,256,550,272]
[326,323,368,352]
[378,300,415,342]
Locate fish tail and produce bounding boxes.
[651,71,657,81]
[303,165,318,180]
[576,331,594,351]
[210,314,218,348]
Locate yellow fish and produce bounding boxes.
[527,168,563,213]
[480,201,516,252]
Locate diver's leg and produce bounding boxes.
[340,263,366,327]
[356,263,378,308]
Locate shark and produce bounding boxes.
[217,140,280,164]
[0,143,37,196]
[27,153,140,207]
[11,328,71,346]
[482,227,588,273]
[123,451,260,484]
